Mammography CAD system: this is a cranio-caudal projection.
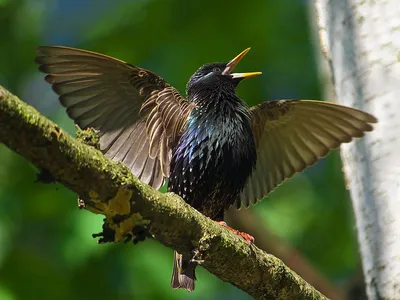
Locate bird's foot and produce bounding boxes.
[216,221,255,244]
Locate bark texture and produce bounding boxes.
[315,1,400,298]
[0,85,327,299]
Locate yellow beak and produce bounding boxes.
[222,48,262,79]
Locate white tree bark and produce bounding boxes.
[314,0,400,299]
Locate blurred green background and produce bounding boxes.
[0,0,363,299]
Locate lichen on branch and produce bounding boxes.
[0,85,326,300]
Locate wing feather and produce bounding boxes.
[238,100,377,207]
[36,46,195,189]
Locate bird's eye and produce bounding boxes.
[213,67,221,72]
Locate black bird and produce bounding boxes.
[35,46,377,291]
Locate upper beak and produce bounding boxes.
[222,48,262,79]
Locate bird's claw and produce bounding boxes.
[236,231,255,245]
[216,221,255,245]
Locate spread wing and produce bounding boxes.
[237,100,377,208]
[36,46,194,189]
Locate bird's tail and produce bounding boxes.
[170,251,196,291]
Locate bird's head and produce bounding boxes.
[186,48,261,98]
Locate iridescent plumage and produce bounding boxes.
[36,46,377,292]
[169,62,257,220]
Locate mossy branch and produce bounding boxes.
[0,85,326,300]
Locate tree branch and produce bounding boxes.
[0,85,326,300]
[227,208,346,300]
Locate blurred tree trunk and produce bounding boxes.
[314,0,400,299]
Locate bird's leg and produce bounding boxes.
[216,221,255,244]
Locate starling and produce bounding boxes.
[35,46,377,292]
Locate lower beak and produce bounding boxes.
[222,48,262,79]
[230,72,262,79]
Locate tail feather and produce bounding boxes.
[171,251,196,291]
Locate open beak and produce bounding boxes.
[222,48,262,79]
